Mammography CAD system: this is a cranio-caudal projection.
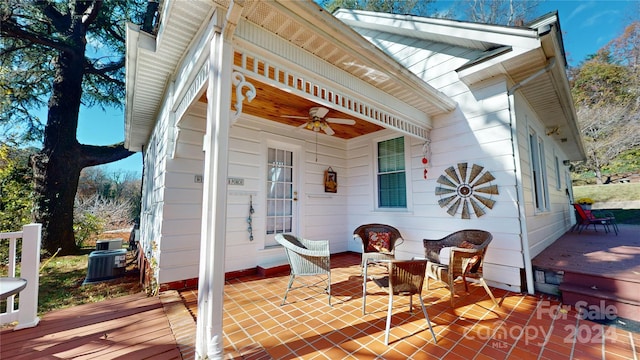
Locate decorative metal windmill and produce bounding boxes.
[435,162,499,219]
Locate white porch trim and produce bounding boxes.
[195,2,243,358]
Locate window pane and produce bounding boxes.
[378,137,405,172]
[377,137,406,209]
[378,172,406,207]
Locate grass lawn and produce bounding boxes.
[37,231,142,315]
[573,182,640,203]
[1,231,142,323]
[573,182,640,225]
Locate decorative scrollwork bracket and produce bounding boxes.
[231,71,256,122]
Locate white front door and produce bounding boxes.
[264,145,298,247]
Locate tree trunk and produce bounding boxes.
[32,149,83,255]
[595,168,603,185]
[31,17,135,255]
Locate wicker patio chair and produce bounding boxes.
[275,234,332,306]
[422,230,499,307]
[572,203,618,235]
[353,224,404,275]
[362,259,437,345]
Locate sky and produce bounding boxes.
[76,0,636,177]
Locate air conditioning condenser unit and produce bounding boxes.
[83,249,127,285]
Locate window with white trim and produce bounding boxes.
[376,136,407,208]
[529,131,549,211]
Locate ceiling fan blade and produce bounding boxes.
[323,123,335,136]
[281,115,309,119]
[298,122,311,129]
[309,106,329,118]
[326,118,356,125]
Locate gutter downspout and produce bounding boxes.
[195,1,244,359]
[507,57,556,295]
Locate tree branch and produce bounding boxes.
[79,142,136,168]
[106,26,126,43]
[79,1,103,29]
[85,57,125,75]
[0,20,73,54]
[42,3,69,33]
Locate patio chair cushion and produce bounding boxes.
[459,241,476,249]
[423,229,499,307]
[366,231,391,253]
[439,247,451,264]
[438,243,480,271]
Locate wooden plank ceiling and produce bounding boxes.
[199,76,384,139]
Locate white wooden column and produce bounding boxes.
[195,28,232,360]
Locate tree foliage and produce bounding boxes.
[1,0,148,254]
[1,0,135,140]
[571,52,633,107]
[0,144,36,232]
[77,167,141,223]
[570,18,640,184]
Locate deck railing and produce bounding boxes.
[0,223,42,329]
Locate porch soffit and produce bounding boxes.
[227,32,429,140]
[125,0,215,151]
[127,0,458,150]
[182,0,458,141]
[174,28,432,140]
[455,28,584,160]
[228,0,456,116]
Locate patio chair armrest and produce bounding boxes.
[423,239,448,263]
[299,239,330,255]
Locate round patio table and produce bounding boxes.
[0,277,27,300]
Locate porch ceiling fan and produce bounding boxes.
[282,106,356,136]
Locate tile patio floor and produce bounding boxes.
[179,252,639,359]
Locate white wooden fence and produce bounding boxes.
[0,223,41,329]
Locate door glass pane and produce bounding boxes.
[266,147,294,235]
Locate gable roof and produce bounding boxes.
[334,9,585,161]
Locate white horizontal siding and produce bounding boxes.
[512,93,574,259]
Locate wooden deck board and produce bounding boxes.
[0,292,185,359]
[532,224,640,282]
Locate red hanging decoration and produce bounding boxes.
[422,139,431,179]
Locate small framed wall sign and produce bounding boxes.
[324,167,337,193]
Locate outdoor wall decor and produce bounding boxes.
[324,167,337,193]
[422,140,431,179]
[435,162,499,219]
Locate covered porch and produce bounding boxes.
[2,226,638,359]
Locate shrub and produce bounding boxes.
[73,212,105,248]
[576,197,595,205]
